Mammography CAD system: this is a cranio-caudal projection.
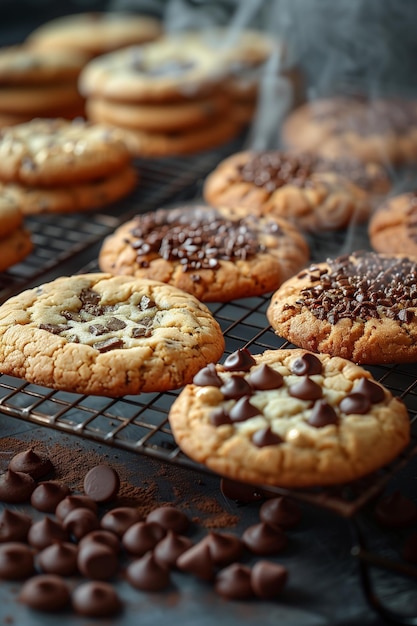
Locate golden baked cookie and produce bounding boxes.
[369,191,417,256]
[2,166,137,215]
[0,46,89,85]
[267,251,417,364]
[0,83,84,115]
[0,187,23,237]
[0,118,131,186]
[281,97,417,165]
[98,204,310,302]
[203,150,371,232]
[0,227,33,272]
[0,273,225,396]
[26,12,162,57]
[168,348,410,487]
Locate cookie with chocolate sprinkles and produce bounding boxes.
[168,348,409,487]
[267,251,417,364]
[98,204,309,302]
[0,272,225,396]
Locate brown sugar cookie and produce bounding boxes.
[281,97,417,166]
[369,191,417,256]
[0,118,131,187]
[2,166,137,215]
[0,227,33,272]
[168,348,410,487]
[98,204,310,302]
[0,273,225,396]
[267,251,417,364]
[203,150,371,232]
[26,12,162,58]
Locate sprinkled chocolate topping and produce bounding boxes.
[294,252,417,325]
[238,151,315,191]
[129,206,281,272]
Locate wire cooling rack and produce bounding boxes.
[0,149,417,519]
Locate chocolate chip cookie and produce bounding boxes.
[98,204,310,302]
[0,273,225,396]
[369,191,417,257]
[168,348,410,487]
[267,251,417,364]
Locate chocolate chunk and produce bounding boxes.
[215,563,253,600]
[289,376,323,401]
[37,542,78,576]
[9,448,53,479]
[105,316,126,331]
[39,323,67,335]
[339,393,371,414]
[0,509,32,542]
[223,348,256,371]
[0,469,36,503]
[210,407,232,426]
[146,506,190,534]
[220,375,253,399]
[89,323,107,336]
[354,377,385,403]
[122,521,166,556]
[0,542,34,580]
[402,531,417,563]
[55,494,98,521]
[131,325,152,338]
[27,517,68,550]
[247,364,284,390]
[220,478,265,504]
[83,464,120,502]
[375,491,417,528]
[242,522,288,555]
[202,531,244,566]
[100,506,142,536]
[153,531,193,568]
[18,574,70,612]
[72,581,122,617]
[93,337,124,352]
[251,560,288,599]
[78,530,121,554]
[290,353,322,376]
[193,363,222,387]
[252,427,283,447]
[140,295,155,310]
[229,397,261,422]
[126,552,170,592]
[259,497,302,529]
[30,481,71,512]
[176,541,215,581]
[63,508,100,540]
[77,542,119,580]
[308,400,338,428]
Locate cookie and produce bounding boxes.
[0,227,33,272]
[85,93,231,132]
[0,83,85,115]
[368,191,417,256]
[267,251,417,364]
[168,348,410,487]
[78,38,229,103]
[108,118,240,157]
[0,46,89,85]
[0,118,131,186]
[281,97,417,165]
[27,12,162,57]
[2,166,137,215]
[0,188,23,237]
[98,204,310,302]
[0,273,225,396]
[203,150,371,232]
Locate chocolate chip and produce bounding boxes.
[202,531,244,566]
[223,348,256,371]
[37,542,78,576]
[220,375,253,399]
[251,560,288,599]
[288,376,323,401]
[122,521,166,556]
[153,531,193,568]
[105,316,126,331]
[259,497,302,529]
[146,506,189,534]
[193,363,222,387]
[30,481,71,513]
[242,522,287,555]
[176,541,215,581]
[27,517,68,550]
[55,494,98,521]
[215,563,253,600]
[77,542,119,580]
[339,393,371,414]
[0,542,35,580]
[9,448,53,479]
[0,509,32,542]
[126,552,170,592]
[72,581,122,617]
[220,478,265,504]
[93,337,124,352]
[229,397,261,422]
[0,469,36,503]
[252,427,283,447]
[83,465,120,502]
[354,377,385,403]
[100,506,142,536]
[308,400,338,428]
[247,364,284,390]
[290,353,323,376]
[210,407,232,426]
[78,530,121,555]
[18,575,70,612]
[63,508,100,540]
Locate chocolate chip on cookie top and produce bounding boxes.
[237,152,315,191]
[293,251,417,325]
[128,206,285,271]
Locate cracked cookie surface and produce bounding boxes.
[0,273,225,396]
[168,348,410,487]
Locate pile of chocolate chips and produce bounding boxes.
[0,448,297,616]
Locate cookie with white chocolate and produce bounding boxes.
[168,348,410,487]
[0,273,225,396]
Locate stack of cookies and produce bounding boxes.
[0,189,32,272]
[0,45,88,128]
[79,35,243,157]
[0,118,137,216]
